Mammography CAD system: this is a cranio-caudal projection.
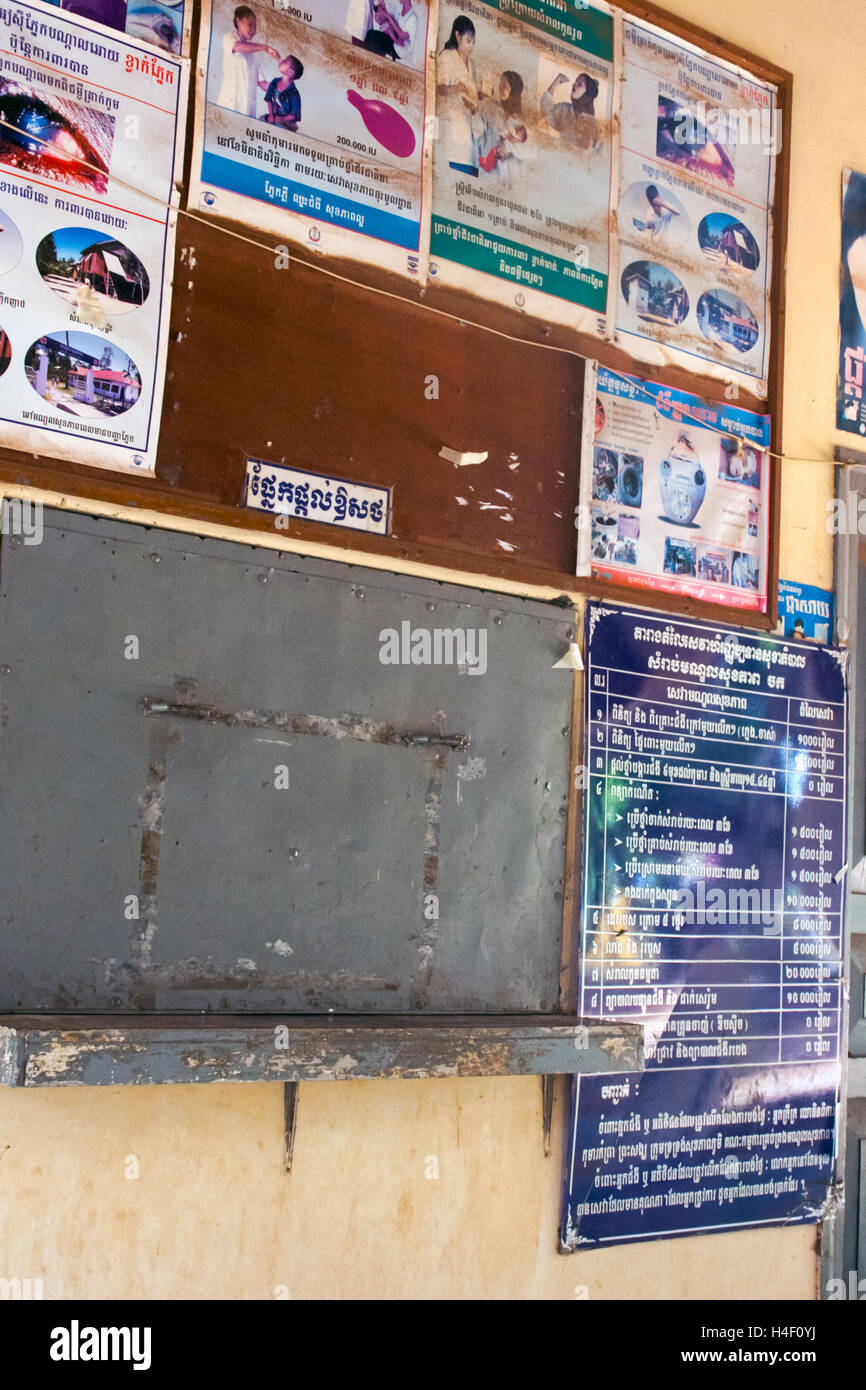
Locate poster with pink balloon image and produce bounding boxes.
[189,0,432,278]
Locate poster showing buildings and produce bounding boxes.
[46,0,186,55]
[837,168,866,434]
[0,0,186,474]
[615,18,776,395]
[429,0,613,335]
[578,366,770,612]
[190,0,431,278]
[562,604,845,1248]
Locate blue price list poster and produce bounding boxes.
[562,603,847,1248]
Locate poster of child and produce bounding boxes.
[195,0,429,276]
[264,56,304,129]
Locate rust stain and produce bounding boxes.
[140,697,469,751]
[131,717,175,1010]
[104,958,401,993]
[412,747,445,1010]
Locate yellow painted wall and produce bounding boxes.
[0,1078,819,1299]
[0,0,857,1301]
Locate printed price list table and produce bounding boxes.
[578,607,846,1072]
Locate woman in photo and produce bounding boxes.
[217,5,279,117]
[540,71,600,152]
[437,17,481,175]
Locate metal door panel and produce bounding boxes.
[0,509,573,1013]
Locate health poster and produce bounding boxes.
[429,0,613,336]
[0,0,186,474]
[190,0,431,278]
[837,168,866,434]
[615,18,776,395]
[46,0,186,56]
[578,366,770,612]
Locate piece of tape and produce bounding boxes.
[553,642,584,671]
[439,447,488,467]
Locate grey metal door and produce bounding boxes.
[0,509,574,1014]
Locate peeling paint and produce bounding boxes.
[0,1019,644,1087]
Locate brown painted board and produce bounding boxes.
[159,215,584,576]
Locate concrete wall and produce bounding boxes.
[0,0,857,1300]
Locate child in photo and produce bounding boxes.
[217,5,279,117]
[265,55,304,130]
[478,122,528,179]
[478,71,531,186]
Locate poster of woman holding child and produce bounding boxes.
[191,0,430,278]
[430,0,614,334]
